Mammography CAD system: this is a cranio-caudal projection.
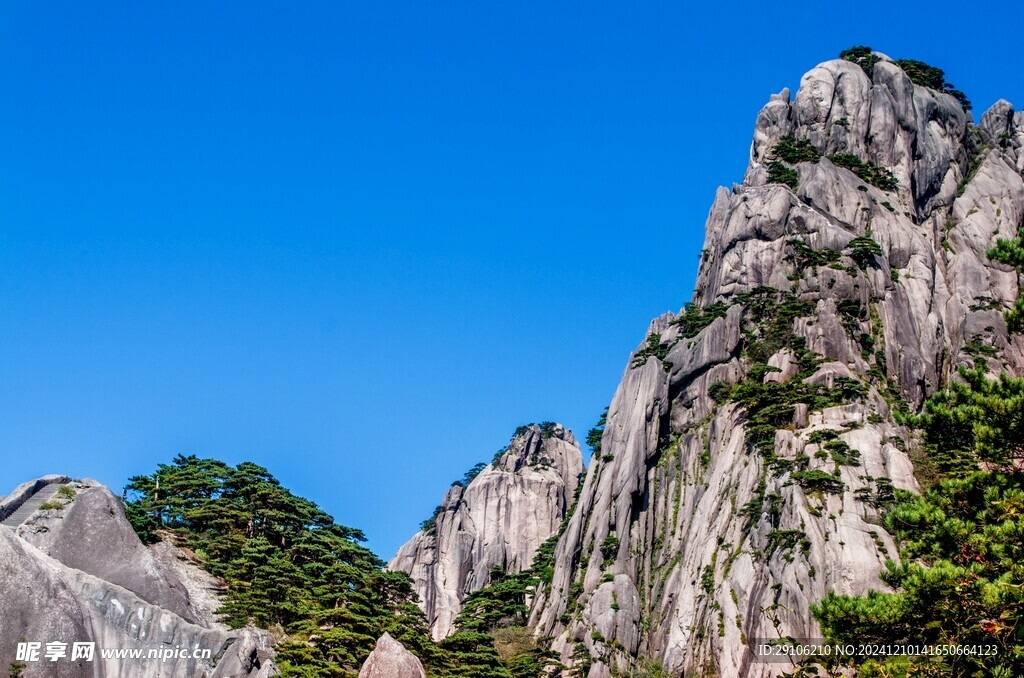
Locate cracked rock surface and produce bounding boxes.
[390,423,583,640]
[529,54,1023,677]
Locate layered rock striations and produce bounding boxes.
[529,55,1024,676]
[390,423,583,640]
[0,478,277,677]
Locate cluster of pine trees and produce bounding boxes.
[811,236,1024,677]
[124,455,557,676]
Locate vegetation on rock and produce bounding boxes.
[767,161,799,190]
[771,135,821,165]
[809,236,1024,675]
[839,46,972,110]
[813,370,1024,676]
[988,235,1024,333]
[829,153,898,192]
[766,135,898,194]
[839,46,881,75]
[125,455,526,677]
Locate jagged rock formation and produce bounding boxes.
[390,423,583,640]
[0,478,277,677]
[358,633,427,678]
[529,54,1024,676]
[14,479,202,624]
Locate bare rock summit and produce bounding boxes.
[389,422,583,640]
[358,633,427,678]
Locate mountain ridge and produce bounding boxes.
[525,49,1023,676]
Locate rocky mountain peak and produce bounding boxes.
[527,52,1023,676]
[492,421,580,482]
[390,422,583,640]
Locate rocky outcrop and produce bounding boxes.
[390,423,583,640]
[358,633,427,678]
[529,53,1024,676]
[0,475,71,522]
[0,478,278,677]
[15,480,201,624]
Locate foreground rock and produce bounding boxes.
[358,633,426,678]
[390,422,583,639]
[14,479,202,624]
[0,478,277,677]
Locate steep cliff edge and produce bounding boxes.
[0,478,277,677]
[14,479,202,624]
[529,53,1024,676]
[390,422,583,640]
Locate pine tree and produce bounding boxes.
[812,371,1024,676]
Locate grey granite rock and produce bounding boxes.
[529,55,1024,676]
[358,633,426,678]
[0,479,277,677]
[16,480,201,624]
[389,423,583,640]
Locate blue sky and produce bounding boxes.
[2,2,1022,558]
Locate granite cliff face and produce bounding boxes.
[390,423,583,640]
[526,55,1024,676]
[0,477,277,677]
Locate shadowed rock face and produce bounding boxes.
[528,55,1024,677]
[389,423,583,640]
[358,633,426,678]
[0,479,277,677]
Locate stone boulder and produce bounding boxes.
[358,633,426,678]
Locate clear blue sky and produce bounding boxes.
[2,2,1022,558]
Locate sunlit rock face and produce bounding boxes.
[358,633,427,678]
[389,423,583,640]
[529,55,1023,676]
[0,478,277,677]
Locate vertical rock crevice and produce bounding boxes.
[531,52,1024,677]
[389,422,583,640]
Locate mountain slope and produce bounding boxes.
[528,52,1024,677]
[0,477,276,678]
[390,422,583,640]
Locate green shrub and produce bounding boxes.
[55,485,76,500]
[455,462,488,488]
[839,46,881,75]
[771,135,822,164]
[766,529,807,556]
[988,236,1024,333]
[791,469,845,494]
[39,500,64,511]
[600,535,620,566]
[669,301,730,338]
[787,239,841,272]
[845,236,884,269]
[707,380,734,402]
[829,153,898,191]
[700,564,715,593]
[824,440,861,465]
[895,58,972,110]
[808,429,840,444]
[631,332,673,371]
[586,406,609,456]
[767,161,799,189]
[420,503,446,532]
